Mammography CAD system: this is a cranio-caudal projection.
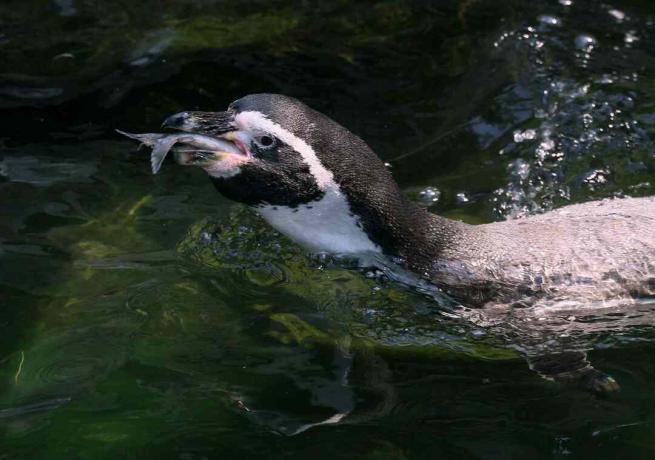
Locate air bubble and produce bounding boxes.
[455,192,470,204]
[625,31,639,44]
[608,9,625,23]
[575,34,596,51]
[513,129,537,143]
[538,15,561,27]
[419,186,441,204]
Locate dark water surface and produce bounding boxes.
[2,0,655,458]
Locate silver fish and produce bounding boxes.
[116,130,240,174]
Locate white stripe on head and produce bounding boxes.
[235,110,336,190]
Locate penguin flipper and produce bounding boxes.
[527,351,620,394]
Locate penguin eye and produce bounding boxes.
[255,134,276,149]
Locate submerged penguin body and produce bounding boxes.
[430,196,655,306]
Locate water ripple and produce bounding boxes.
[0,397,71,419]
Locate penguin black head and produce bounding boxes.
[162,94,426,256]
[164,94,344,207]
[163,94,399,204]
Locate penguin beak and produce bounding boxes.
[162,110,253,157]
[162,110,236,136]
[161,110,252,173]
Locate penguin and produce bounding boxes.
[127,93,655,391]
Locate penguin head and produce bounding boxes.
[163,93,392,207]
[163,93,419,256]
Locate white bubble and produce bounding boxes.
[419,186,441,204]
[513,129,537,143]
[456,192,470,204]
[575,34,596,50]
[538,15,561,26]
[625,31,639,44]
[608,9,625,22]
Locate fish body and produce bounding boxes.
[116,130,241,173]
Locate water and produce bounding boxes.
[1,0,655,458]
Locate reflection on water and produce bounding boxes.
[0,155,97,186]
[1,0,655,458]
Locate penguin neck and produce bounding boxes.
[295,124,465,271]
[340,180,463,273]
[255,109,465,269]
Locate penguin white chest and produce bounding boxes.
[255,189,381,255]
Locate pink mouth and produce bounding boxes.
[231,138,251,157]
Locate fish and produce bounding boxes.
[116,130,241,174]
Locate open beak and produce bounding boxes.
[162,110,236,135]
[160,110,251,174]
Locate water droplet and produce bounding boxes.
[508,159,531,181]
[575,34,596,51]
[625,31,639,44]
[419,186,441,204]
[597,74,614,84]
[582,169,610,190]
[539,139,555,151]
[608,9,625,22]
[513,129,537,143]
[455,192,470,204]
[538,15,561,26]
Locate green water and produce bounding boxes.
[2,0,655,458]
